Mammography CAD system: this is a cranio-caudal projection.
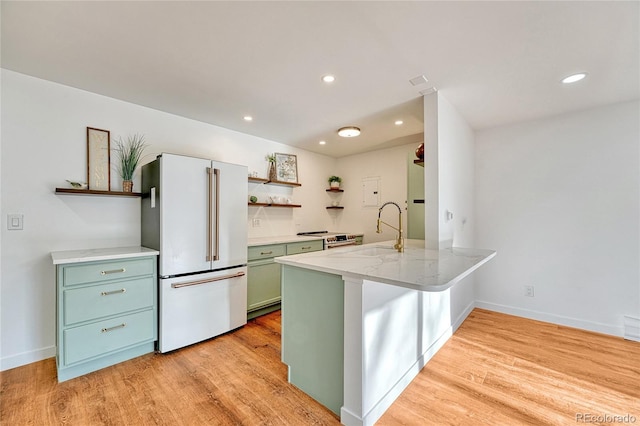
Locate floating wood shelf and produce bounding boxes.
[326,206,344,210]
[413,160,424,167]
[248,177,301,187]
[248,202,301,208]
[326,188,344,192]
[55,188,142,197]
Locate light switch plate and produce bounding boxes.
[7,214,24,230]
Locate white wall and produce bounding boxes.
[335,144,416,242]
[474,100,640,336]
[0,69,335,369]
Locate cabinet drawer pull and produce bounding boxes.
[100,288,126,296]
[100,268,126,276]
[260,251,273,255]
[101,323,126,333]
[301,246,312,250]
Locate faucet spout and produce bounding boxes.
[376,201,404,252]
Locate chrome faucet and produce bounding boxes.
[376,201,404,253]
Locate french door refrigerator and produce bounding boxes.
[141,153,248,353]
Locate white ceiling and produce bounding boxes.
[2,1,638,158]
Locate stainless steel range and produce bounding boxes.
[297,231,363,249]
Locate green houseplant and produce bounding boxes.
[114,134,147,192]
[266,153,277,181]
[328,175,342,189]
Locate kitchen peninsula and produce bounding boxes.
[275,240,496,426]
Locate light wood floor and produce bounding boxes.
[1,309,638,425]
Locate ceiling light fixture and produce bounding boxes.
[322,75,335,83]
[561,73,587,84]
[395,120,403,126]
[337,126,361,137]
[243,116,253,121]
[319,140,326,145]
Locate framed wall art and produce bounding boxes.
[86,127,111,191]
[275,153,298,183]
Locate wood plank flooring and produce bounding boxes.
[1,308,638,425]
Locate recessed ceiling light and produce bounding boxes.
[319,140,326,145]
[395,120,403,126]
[561,73,587,84]
[419,87,438,96]
[322,75,335,83]
[243,116,253,121]
[337,126,361,137]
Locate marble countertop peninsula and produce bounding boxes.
[275,239,496,292]
[51,246,159,265]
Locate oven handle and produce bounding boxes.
[326,242,358,249]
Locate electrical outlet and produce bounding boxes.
[524,285,535,297]
[252,218,261,227]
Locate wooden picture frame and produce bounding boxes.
[86,127,111,191]
[275,153,298,183]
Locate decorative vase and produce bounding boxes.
[415,143,424,160]
[122,180,133,192]
[268,162,277,181]
[330,181,340,189]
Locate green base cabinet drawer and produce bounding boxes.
[248,244,286,261]
[64,277,155,326]
[286,240,323,255]
[63,310,155,365]
[62,258,155,287]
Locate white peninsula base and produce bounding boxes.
[277,240,496,426]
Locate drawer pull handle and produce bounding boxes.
[101,323,126,333]
[301,246,312,250]
[100,268,126,276]
[100,288,126,296]
[260,251,273,255]
[171,271,246,289]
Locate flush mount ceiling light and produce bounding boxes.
[319,140,326,145]
[337,126,361,137]
[419,87,438,96]
[243,115,253,121]
[561,72,587,84]
[395,120,403,126]
[322,75,335,83]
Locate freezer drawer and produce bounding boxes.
[158,267,247,353]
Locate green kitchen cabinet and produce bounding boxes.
[247,239,323,319]
[54,254,157,382]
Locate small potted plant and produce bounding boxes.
[328,175,342,189]
[113,133,147,192]
[266,153,277,181]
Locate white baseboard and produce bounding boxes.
[474,301,624,338]
[624,316,640,342]
[1,345,56,372]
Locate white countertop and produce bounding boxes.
[248,235,324,246]
[275,239,496,292]
[51,246,159,265]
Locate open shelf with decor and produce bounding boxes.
[248,177,301,188]
[326,206,344,210]
[326,188,344,193]
[248,202,301,208]
[55,188,142,197]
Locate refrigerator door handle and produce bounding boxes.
[213,168,220,261]
[170,271,246,289]
[206,167,221,262]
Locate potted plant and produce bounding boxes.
[266,153,277,181]
[328,175,342,189]
[113,134,147,192]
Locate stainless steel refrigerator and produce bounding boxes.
[141,153,248,353]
